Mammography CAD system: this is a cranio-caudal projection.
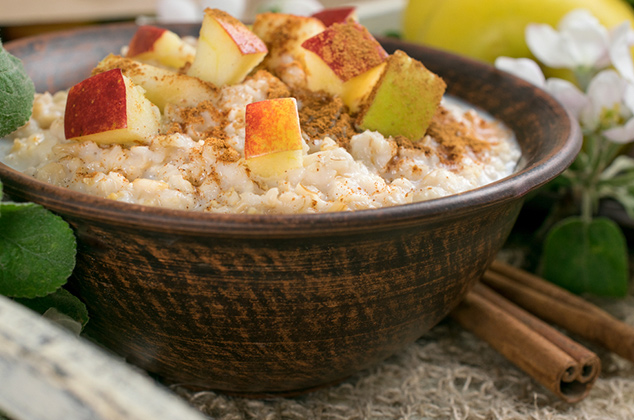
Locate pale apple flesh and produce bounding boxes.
[64,68,160,145]
[301,22,388,113]
[357,50,447,141]
[245,97,304,177]
[187,8,268,86]
[93,54,218,111]
[126,25,196,69]
[311,6,358,26]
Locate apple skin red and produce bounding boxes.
[311,7,357,26]
[301,22,388,82]
[127,25,166,56]
[64,68,128,139]
[244,98,302,159]
[212,9,268,55]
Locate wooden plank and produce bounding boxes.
[0,295,206,420]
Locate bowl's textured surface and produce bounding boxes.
[1,23,581,394]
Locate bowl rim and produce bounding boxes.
[0,23,583,238]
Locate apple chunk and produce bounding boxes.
[357,50,447,141]
[93,54,218,111]
[311,6,357,26]
[188,8,268,86]
[301,22,388,113]
[126,25,196,69]
[64,68,160,145]
[245,97,304,177]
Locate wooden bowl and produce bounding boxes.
[1,23,581,395]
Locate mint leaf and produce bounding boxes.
[0,39,35,137]
[0,202,76,298]
[541,216,629,297]
[15,287,89,333]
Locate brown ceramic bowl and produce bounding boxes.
[1,23,581,395]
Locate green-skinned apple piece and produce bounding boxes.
[357,50,446,140]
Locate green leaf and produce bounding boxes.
[0,40,35,137]
[15,287,89,333]
[0,202,76,298]
[541,216,629,297]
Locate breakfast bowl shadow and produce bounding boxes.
[1,23,581,395]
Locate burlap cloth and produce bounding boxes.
[173,284,634,419]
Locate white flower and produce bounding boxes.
[494,57,546,86]
[609,21,634,83]
[494,56,587,120]
[580,70,634,143]
[525,9,611,71]
[544,78,588,120]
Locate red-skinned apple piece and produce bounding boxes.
[244,97,304,177]
[188,8,268,86]
[311,7,357,26]
[93,54,218,112]
[64,68,160,145]
[126,25,196,69]
[301,22,388,113]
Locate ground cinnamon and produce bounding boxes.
[301,22,387,82]
[295,88,357,147]
[424,106,491,166]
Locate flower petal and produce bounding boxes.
[603,117,634,143]
[525,9,610,70]
[609,22,634,83]
[580,70,625,129]
[525,23,576,68]
[544,78,588,119]
[625,83,634,115]
[494,57,546,87]
[557,9,610,68]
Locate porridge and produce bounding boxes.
[0,9,521,215]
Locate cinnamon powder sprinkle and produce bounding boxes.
[294,88,358,148]
[254,13,308,57]
[421,106,492,166]
[252,70,291,99]
[165,100,240,163]
[302,22,387,82]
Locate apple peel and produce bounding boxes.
[301,22,388,113]
[126,25,196,69]
[311,7,358,27]
[357,50,446,141]
[64,68,160,145]
[188,8,268,86]
[245,97,304,177]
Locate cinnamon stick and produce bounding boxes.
[451,283,600,403]
[484,260,634,363]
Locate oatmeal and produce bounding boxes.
[0,9,521,214]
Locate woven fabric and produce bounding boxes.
[174,294,634,420]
